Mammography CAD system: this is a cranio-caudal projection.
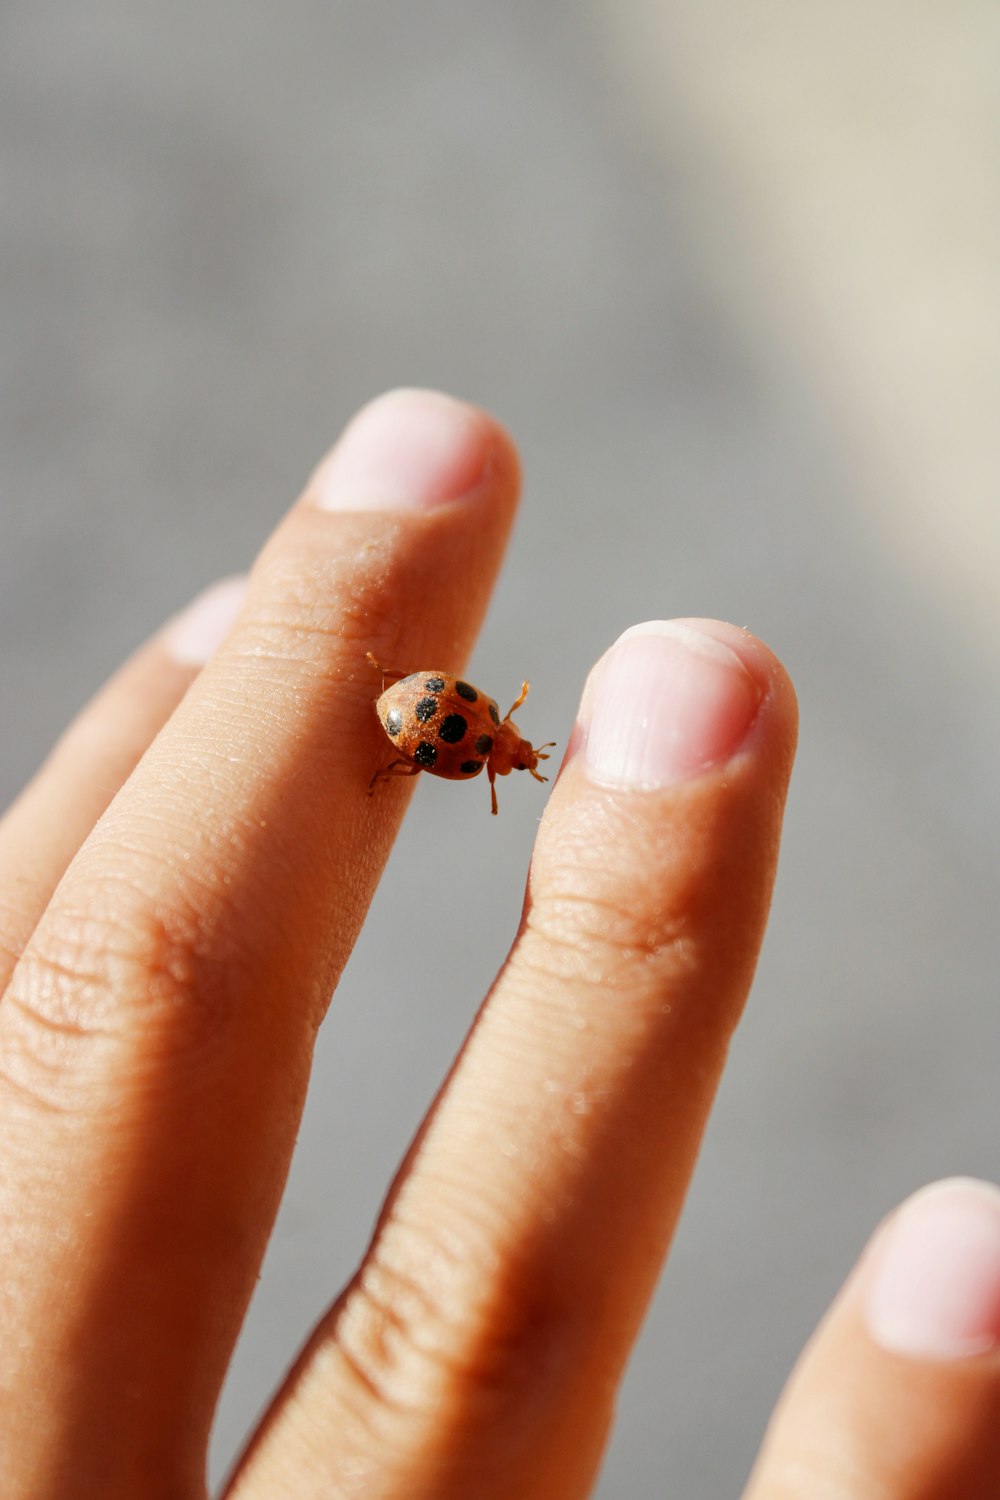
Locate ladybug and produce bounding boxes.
[367,653,554,815]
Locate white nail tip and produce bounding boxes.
[614,620,748,674]
[164,576,248,666]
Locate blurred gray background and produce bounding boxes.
[3,3,999,1495]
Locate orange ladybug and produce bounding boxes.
[367,653,554,815]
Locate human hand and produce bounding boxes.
[1,389,996,1499]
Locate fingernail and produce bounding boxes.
[866,1178,1000,1359]
[164,575,248,666]
[583,620,763,789]
[313,388,495,511]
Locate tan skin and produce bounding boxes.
[1,388,997,1498]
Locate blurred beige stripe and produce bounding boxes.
[599,2,1000,637]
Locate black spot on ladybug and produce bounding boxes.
[516,761,526,770]
[439,714,467,744]
[460,760,483,775]
[475,733,493,756]
[414,741,437,767]
[414,696,438,723]
[488,702,500,726]
[424,677,446,692]
[385,708,404,738]
[455,680,477,702]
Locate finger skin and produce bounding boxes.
[229,622,798,1500]
[0,622,219,989]
[744,1180,1000,1500]
[0,391,520,1497]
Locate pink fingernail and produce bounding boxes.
[583,620,763,789]
[164,575,248,666]
[866,1178,1000,1359]
[312,388,495,511]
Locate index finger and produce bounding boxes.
[0,388,520,1491]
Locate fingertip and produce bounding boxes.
[574,618,797,793]
[745,1178,1000,1498]
[163,575,250,667]
[308,388,521,514]
[619,618,798,733]
[865,1177,1000,1361]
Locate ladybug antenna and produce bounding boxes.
[529,741,556,783]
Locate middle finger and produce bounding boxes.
[0,388,519,1493]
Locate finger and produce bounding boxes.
[744,1177,1000,1500]
[230,619,798,1500]
[0,577,246,989]
[0,389,520,1494]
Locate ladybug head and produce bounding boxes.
[491,722,556,782]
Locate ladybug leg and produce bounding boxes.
[368,759,421,795]
[365,652,410,694]
[503,680,530,720]
[487,761,499,816]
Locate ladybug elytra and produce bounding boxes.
[367,653,554,815]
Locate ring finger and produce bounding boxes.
[0,576,246,988]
